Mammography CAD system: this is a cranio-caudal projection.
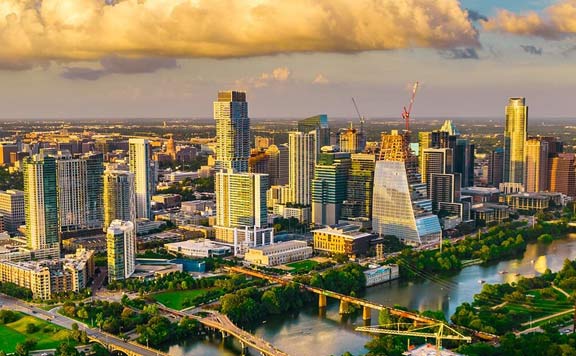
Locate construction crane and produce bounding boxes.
[356,322,471,356]
[351,97,367,152]
[402,82,420,132]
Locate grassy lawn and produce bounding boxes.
[0,312,73,353]
[286,260,318,273]
[152,289,208,310]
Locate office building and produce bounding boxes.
[488,148,504,187]
[372,131,441,245]
[23,154,59,259]
[103,170,136,230]
[311,148,351,226]
[549,153,576,197]
[342,153,376,220]
[266,144,289,186]
[214,170,273,253]
[107,220,136,282]
[298,114,330,160]
[422,148,453,186]
[418,130,452,171]
[288,132,315,207]
[0,190,25,233]
[504,97,528,185]
[454,139,475,187]
[338,124,360,153]
[244,240,313,266]
[129,138,153,219]
[524,137,549,193]
[313,223,372,257]
[165,240,231,258]
[214,90,250,172]
[431,173,461,212]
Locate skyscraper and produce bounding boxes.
[266,144,289,186]
[103,170,136,231]
[55,151,104,232]
[288,132,315,206]
[549,153,576,197]
[421,148,453,186]
[129,138,152,219]
[338,124,360,153]
[373,131,441,245]
[23,153,59,258]
[311,148,351,225]
[524,137,549,193]
[214,170,272,253]
[298,114,330,158]
[504,97,528,185]
[214,91,250,172]
[342,153,376,220]
[430,173,461,212]
[488,148,504,187]
[454,139,475,188]
[107,220,136,282]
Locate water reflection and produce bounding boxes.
[170,234,576,355]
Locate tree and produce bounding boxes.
[25,323,38,334]
[54,342,80,356]
[14,343,29,356]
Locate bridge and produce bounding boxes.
[157,305,290,356]
[86,329,169,356]
[227,266,498,342]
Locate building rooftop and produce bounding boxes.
[312,223,372,239]
[403,344,463,356]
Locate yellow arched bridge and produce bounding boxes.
[157,305,290,356]
[227,266,499,342]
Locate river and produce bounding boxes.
[166,234,576,356]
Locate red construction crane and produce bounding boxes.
[402,82,419,132]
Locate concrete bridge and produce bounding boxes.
[157,305,290,356]
[87,330,170,356]
[227,266,499,342]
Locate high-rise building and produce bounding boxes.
[454,139,475,187]
[55,151,104,232]
[103,170,136,231]
[524,137,549,193]
[418,130,452,171]
[549,153,576,197]
[338,124,360,153]
[214,170,273,252]
[373,132,441,245]
[23,153,59,258]
[129,138,152,219]
[214,91,250,172]
[288,132,315,206]
[106,220,136,282]
[430,173,461,212]
[488,148,504,187]
[504,97,528,185]
[0,142,17,166]
[342,153,376,220]
[422,148,453,186]
[0,190,25,233]
[311,148,351,225]
[298,114,330,159]
[265,144,289,186]
[248,148,269,174]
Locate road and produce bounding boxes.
[0,294,167,356]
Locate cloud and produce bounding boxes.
[312,74,329,84]
[483,0,576,39]
[466,9,488,22]
[61,55,179,80]
[235,67,292,88]
[520,45,543,55]
[439,48,479,60]
[0,0,479,69]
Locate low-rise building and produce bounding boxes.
[152,194,182,210]
[363,264,399,287]
[164,239,231,258]
[505,193,550,211]
[166,171,199,183]
[471,203,510,225]
[313,224,373,257]
[244,240,313,266]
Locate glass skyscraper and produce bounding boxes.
[214,91,250,173]
[107,220,136,281]
[504,97,528,185]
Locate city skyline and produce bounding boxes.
[1,1,576,119]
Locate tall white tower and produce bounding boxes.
[106,220,136,281]
[129,138,152,220]
[288,132,315,206]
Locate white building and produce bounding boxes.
[244,240,312,266]
[363,264,399,287]
[214,91,250,173]
[288,131,315,208]
[164,239,231,258]
[129,138,153,220]
[107,220,136,281]
[166,171,199,183]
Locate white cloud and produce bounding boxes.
[312,73,329,84]
[235,66,292,89]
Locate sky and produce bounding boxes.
[0,0,575,120]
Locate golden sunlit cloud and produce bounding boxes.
[483,0,576,39]
[0,0,479,69]
[234,66,292,89]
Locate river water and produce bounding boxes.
[167,234,576,356]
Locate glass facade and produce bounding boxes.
[214,91,250,173]
[504,97,528,185]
